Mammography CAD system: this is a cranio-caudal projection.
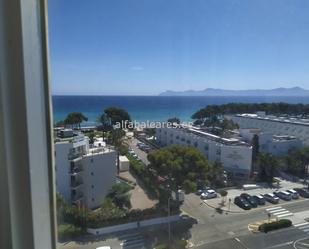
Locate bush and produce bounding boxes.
[154,240,187,249]
[259,219,292,233]
[58,223,82,241]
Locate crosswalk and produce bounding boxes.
[294,222,309,234]
[119,233,145,249]
[266,206,294,218]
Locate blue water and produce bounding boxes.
[52,95,309,125]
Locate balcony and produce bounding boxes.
[70,167,83,175]
[71,180,83,189]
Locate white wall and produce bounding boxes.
[156,127,252,179]
[55,142,72,202]
[82,151,117,209]
[232,116,309,145]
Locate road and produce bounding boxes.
[197,228,309,249]
[128,138,150,165]
[182,193,309,248]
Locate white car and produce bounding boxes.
[286,189,300,199]
[200,189,217,199]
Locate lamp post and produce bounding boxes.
[168,196,171,247]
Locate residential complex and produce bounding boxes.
[238,128,302,156]
[55,132,117,209]
[230,112,309,145]
[156,126,253,180]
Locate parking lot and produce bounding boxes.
[185,179,309,215]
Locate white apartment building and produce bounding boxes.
[230,113,309,145]
[55,134,117,209]
[156,126,252,180]
[238,128,302,156]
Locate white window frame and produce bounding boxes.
[0,0,56,249]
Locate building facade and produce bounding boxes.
[156,126,252,180]
[55,134,117,209]
[231,113,309,145]
[238,128,302,156]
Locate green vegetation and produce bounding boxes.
[107,183,132,210]
[99,106,131,128]
[57,223,83,241]
[283,147,309,177]
[192,103,309,119]
[167,117,181,124]
[155,240,187,249]
[258,219,292,233]
[147,145,225,193]
[64,112,88,129]
[257,153,280,183]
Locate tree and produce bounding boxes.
[167,117,180,125]
[103,107,131,128]
[147,145,214,192]
[257,153,280,183]
[284,147,309,178]
[251,134,260,173]
[64,112,88,129]
[107,183,132,210]
[55,120,65,127]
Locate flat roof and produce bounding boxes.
[235,114,309,127]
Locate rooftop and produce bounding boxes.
[167,125,250,147]
[235,113,309,127]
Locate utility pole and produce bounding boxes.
[168,197,171,248]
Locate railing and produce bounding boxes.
[70,167,83,175]
[71,180,83,188]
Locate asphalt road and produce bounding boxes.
[197,227,309,249]
[182,193,309,248]
[128,138,150,165]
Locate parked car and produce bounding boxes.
[234,196,251,210]
[286,189,299,199]
[196,186,210,195]
[252,195,266,205]
[263,193,279,204]
[240,193,258,208]
[201,189,217,199]
[274,191,292,201]
[294,188,309,198]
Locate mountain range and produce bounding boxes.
[159,87,309,96]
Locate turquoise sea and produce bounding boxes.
[52,96,309,125]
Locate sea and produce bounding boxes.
[52,96,309,126]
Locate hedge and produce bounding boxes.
[58,223,82,241]
[259,219,292,233]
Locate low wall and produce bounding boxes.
[87,215,181,235]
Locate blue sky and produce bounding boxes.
[48,0,309,95]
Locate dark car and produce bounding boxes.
[252,195,266,205]
[274,191,292,201]
[240,193,258,208]
[294,188,309,198]
[234,196,251,210]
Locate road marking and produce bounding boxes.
[295,222,309,227]
[266,241,294,248]
[266,206,282,211]
[273,210,291,215]
[277,213,294,218]
[298,225,309,230]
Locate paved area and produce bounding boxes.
[119,171,157,210]
[128,138,149,165]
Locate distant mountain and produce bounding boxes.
[159,87,309,96]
